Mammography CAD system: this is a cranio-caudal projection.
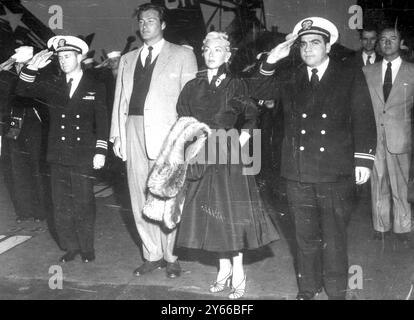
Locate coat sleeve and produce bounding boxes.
[109,55,125,142]
[248,61,282,101]
[176,81,192,117]
[179,49,198,91]
[15,66,57,100]
[351,68,377,168]
[231,79,259,130]
[94,82,109,156]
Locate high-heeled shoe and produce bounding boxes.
[209,270,232,293]
[228,274,246,299]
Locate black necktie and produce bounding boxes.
[144,46,153,69]
[310,68,319,90]
[383,62,392,102]
[366,55,372,65]
[67,78,73,97]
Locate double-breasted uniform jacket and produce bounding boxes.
[250,59,377,183]
[16,67,108,167]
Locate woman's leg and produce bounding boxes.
[229,252,246,299]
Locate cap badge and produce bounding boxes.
[301,19,313,30]
[58,39,66,48]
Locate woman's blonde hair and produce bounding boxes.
[202,31,231,52]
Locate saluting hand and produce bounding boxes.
[266,33,298,64]
[93,154,106,170]
[27,49,53,71]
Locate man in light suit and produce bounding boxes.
[110,3,197,278]
[363,27,414,244]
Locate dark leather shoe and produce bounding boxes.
[296,291,316,300]
[59,250,80,263]
[166,260,181,279]
[133,259,166,276]
[81,251,95,263]
[373,231,390,240]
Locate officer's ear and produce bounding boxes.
[325,42,331,54]
[76,53,83,64]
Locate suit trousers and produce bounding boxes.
[125,116,178,263]
[371,130,411,233]
[286,178,354,298]
[50,164,96,253]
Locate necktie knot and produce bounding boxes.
[367,55,372,65]
[311,68,318,75]
[387,61,392,68]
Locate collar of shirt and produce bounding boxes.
[307,57,330,81]
[140,38,165,66]
[207,68,218,84]
[66,70,83,98]
[382,56,402,84]
[362,51,376,65]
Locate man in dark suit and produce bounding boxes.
[16,36,108,263]
[250,17,376,300]
[348,27,382,68]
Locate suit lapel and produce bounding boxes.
[386,60,408,106]
[370,62,385,104]
[123,48,141,104]
[151,41,172,82]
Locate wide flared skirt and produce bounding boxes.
[176,162,280,252]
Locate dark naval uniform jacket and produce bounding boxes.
[250,59,377,183]
[16,67,108,166]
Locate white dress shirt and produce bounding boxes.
[382,56,402,84]
[362,51,376,65]
[306,57,330,81]
[140,38,165,67]
[66,70,83,98]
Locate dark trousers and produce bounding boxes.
[286,178,354,298]
[51,164,96,253]
[8,123,49,219]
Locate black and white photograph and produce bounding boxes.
[0,0,414,305]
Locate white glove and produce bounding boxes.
[266,33,298,64]
[355,166,370,185]
[93,154,106,170]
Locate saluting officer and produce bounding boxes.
[16,36,108,263]
[250,17,376,299]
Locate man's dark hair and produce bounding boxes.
[136,3,166,24]
[380,26,403,40]
[359,26,378,39]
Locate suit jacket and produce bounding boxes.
[346,50,382,69]
[363,59,414,154]
[250,59,377,183]
[110,40,197,160]
[16,67,108,167]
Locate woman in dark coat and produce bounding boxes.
[176,32,279,299]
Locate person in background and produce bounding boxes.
[363,27,414,245]
[0,46,50,223]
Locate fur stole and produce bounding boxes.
[143,116,211,229]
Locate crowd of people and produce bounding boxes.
[1,2,414,300]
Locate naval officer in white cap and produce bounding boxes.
[16,35,108,264]
[250,17,377,299]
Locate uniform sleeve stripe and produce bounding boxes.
[260,68,275,76]
[19,72,35,82]
[355,153,375,160]
[96,140,108,149]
